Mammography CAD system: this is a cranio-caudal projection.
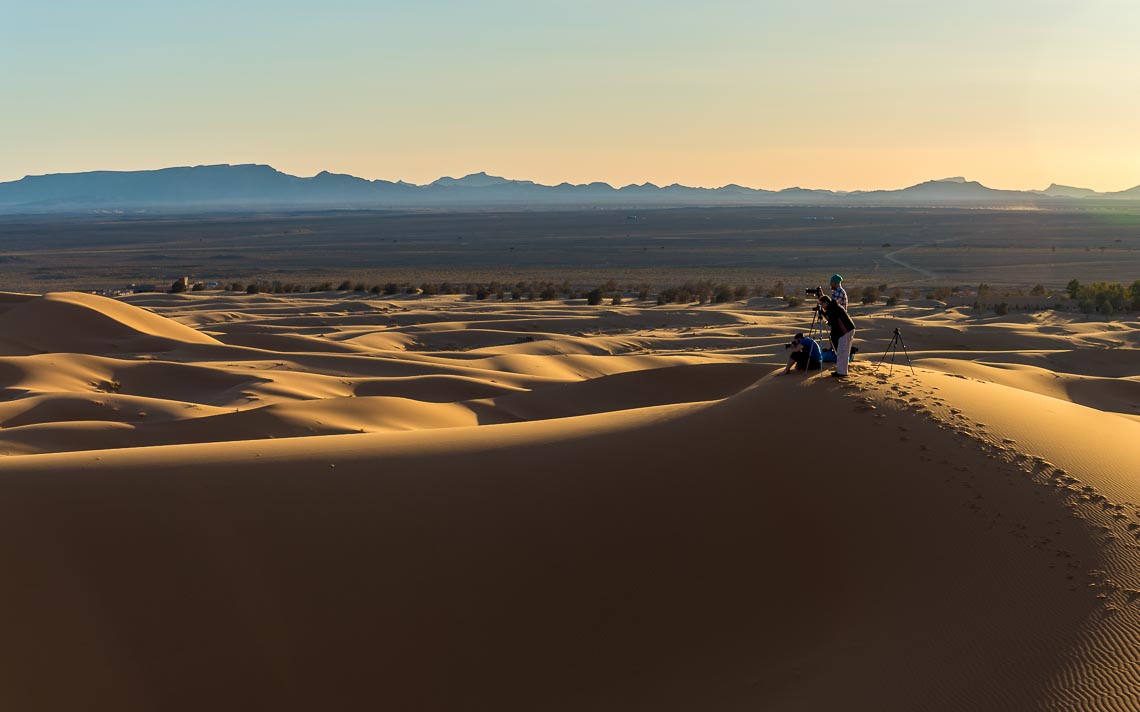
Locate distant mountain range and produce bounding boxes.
[1,164,1137,213]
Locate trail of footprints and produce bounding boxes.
[836,365,1140,614]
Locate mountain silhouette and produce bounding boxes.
[0,165,1136,213]
[1106,184,1140,198]
[887,179,1015,199]
[431,172,522,188]
[1034,183,1099,198]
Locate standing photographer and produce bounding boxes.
[829,274,848,310]
[783,333,822,374]
[818,295,855,377]
[808,276,848,349]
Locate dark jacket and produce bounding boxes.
[823,302,855,344]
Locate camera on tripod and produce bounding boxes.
[805,286,824,298]
[875,326,914,376]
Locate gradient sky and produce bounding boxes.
[3,0,1139,191]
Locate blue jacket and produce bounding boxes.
[798,336,822,361]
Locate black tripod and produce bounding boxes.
[805,306,828,374]
[875,327,914,376]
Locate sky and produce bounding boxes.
[2,0,1139,191]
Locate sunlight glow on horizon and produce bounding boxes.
[2,0,1139,192]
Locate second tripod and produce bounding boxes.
[875,327,915,376]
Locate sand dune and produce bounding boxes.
[0,291,219,355]
[923,358,1140,418]
[0,290,1137,710]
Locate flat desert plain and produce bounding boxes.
[0,289,1138,711]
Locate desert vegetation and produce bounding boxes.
[1066,279,1140,315]
[166,275,1140,320]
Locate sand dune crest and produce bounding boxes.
[0,291,220,355]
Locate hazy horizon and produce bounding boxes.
[5,163,1139,194]
[4,1,1139,191]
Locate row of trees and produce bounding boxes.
[1065,279,1140,315]
[169,277,1140,315]
[178,278,948,308]
[177,278,765,305]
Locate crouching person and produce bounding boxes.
[783,333,822,374]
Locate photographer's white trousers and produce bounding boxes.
[837,330,854,375]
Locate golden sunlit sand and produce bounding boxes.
[0,290,1138,710]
